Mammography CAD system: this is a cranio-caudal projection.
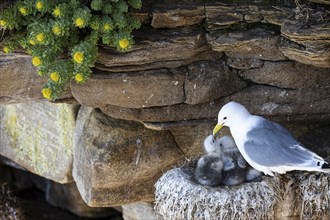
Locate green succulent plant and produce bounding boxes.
[0,0,141,100]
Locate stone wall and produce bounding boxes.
[0,0,329,219]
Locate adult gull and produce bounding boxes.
[212,101,330,176]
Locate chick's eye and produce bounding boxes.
[223,117,227,120]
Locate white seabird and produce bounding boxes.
[212,101,330,176]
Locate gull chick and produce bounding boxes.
[194,153,223,187]
[213,101,330,176]
[219,136,261,185]
[203,134,222,155]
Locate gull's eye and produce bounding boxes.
[220,144,223,146]
[223,117,227,120]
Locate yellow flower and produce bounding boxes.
[73,51,84,64]
[75,18,85,28]
[103,23,112,31]
[36,1,43,10]
[50,72,60,82]
[53,7,61,17]
[3,47,10,53]
[29,39,36,45]
[0,19,6,27]
[42,88,52,99]
[36,33,45,42]
[52,25,61,35]
[118,38,130,49]
[19,7,28,15]
[75,73,84,82]
[37,70,43,76]
[32,57,42,66]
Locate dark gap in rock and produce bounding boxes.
[0,163,123,220]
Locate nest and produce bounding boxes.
[154,160,284,220]
[154,159,330,220]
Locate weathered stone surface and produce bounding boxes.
[122,202,161,220]
[0,102,77,183]
[279,19,330,68]
[207,28,287,61]
[185,60,247,105]
[46,181,118,218]
[205,4,244,29]
[0,53,73,104]
[239,61,330,89]
[227,86,330,122]
[73,107,184,206]
[101,85,330,123]
[168,120,226,157]
[151,1,204,28]
[299,125,330,158]
[280,39,330,68]
[100,100,221,123]
[281,21,330,47]
[71,69,185,108]
[205,3,292,30]
[226,57,264,69]
[96,28,222,72]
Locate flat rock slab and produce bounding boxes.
[281,21,330,47]
[46,181,118,218]
[0,53,73,104]
[71,69,185,108]
[101,85,330,123]
[73,59,247,108]
[185,60,247,105]
[73,107,184,206]
[239,61,330,89]
[207,27,287,61]
[226,57,264,70]
[151,0,204,28]
[0,102,77,183]
[205,2,292,30]
[96,28,222,72]
[280,39,330,68]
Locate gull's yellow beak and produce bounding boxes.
[212,123,224,136]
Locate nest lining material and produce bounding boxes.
[154,160,283,220]
[296,172,330,220]
[154,160,330,220]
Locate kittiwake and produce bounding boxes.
[213,101,330,176]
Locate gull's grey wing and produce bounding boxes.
[244,118,321,167]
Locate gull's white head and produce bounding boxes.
[213,101,251,136]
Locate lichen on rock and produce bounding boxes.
[0,102,77,183]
